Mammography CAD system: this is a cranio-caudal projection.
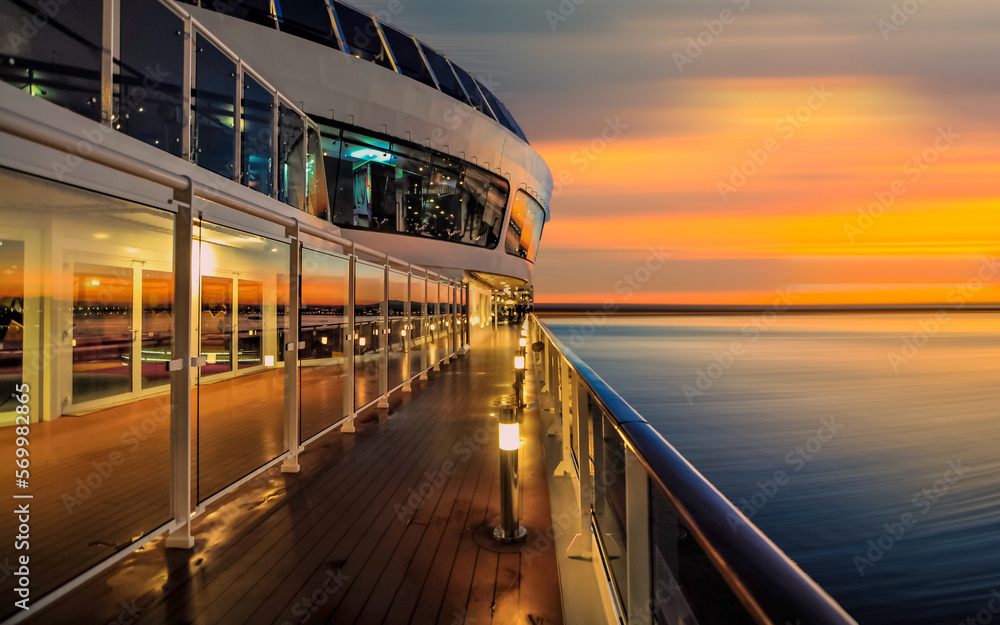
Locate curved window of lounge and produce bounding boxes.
[419,45,469,105]
[504,190,545,262]
[274,0,339,49]
[333,1,394,70]
[322,127,508,250]
[451,65,492,119]
[204,0,276,28]
[380,24,436,89]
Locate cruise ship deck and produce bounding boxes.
[18,326,564,625]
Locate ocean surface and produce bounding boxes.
[543,312,999,625]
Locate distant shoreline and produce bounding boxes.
[534,303,1000,315]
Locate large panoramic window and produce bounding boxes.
[418,45,469,104]
[380,24,436,88]
[204,0,276,28]
[275,0,339,49]
[451,65,491,118]
[333,2,393,70]
[505,190,545,262]
[119,0,185,157]
[0,0,103,121]
[194,35,237,178]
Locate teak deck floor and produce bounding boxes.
[24,326,563,625]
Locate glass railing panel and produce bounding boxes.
[194,34,237,179]
[354,261,383,408]
[299,248,349,442]
[650,484,756,624]
[0,169,174,620]
[594,408,629,609]
[0,0,103,121]
[387,270,408,388]
[195,220,288,502]
[242,73,275,197]
[204,0,276,28]
[278,102,305,209]
[119,0,185,156]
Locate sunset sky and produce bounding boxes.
[352,0,999,305]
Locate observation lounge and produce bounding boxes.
[1,1,854,624]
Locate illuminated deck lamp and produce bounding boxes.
[359,336,366,349]
[494,405,527,543]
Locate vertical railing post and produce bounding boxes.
[343,248,357,432]
[281,226,301,472]
[626,447,651,622]
[402,267,412,392]
[451,283,458,358]
[377,262,389,408]
[567,371,592,559]
[166,180,195,549]
[101,0,115,126]
[420,276,429,380]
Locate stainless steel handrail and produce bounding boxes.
[532,314,856,625]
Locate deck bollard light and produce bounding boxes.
[359,336,366,348]
[494,405,527,543]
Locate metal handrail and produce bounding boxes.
[532,314,856,625]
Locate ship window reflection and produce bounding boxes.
[419,45,469,104]
[505,190,544,263]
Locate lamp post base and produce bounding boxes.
[493,525,527,543]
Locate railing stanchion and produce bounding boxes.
[378,263,389,408]
[281,227,301,472]
[166,180,195,549]
[343,249,357,432]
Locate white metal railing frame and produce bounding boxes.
[0,95,466,623]
[529,314,857,625]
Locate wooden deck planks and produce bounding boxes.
[23,326,563,625]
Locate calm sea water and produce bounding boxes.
[544,313,999,625]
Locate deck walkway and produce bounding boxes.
[22,326,563,625]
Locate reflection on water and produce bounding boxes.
[546,313,999,625]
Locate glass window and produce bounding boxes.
[0,0,103,121]
[205,0,275,27]
[119,0,185,156]
[492,97,530,143]
[485,177,510,250]
[418,45,469,104]
[380,24,435,88]
[333,2,393,70]
[72,264,133,403]
[278,103,305,209]
[242,73,275,196]
[505,190,544,262]
[451,65,491,118]
[194,35,237,178]
[422,159,462,241]
[275,0,339,49]
[331,137,397,230]
[475,78,521,136]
